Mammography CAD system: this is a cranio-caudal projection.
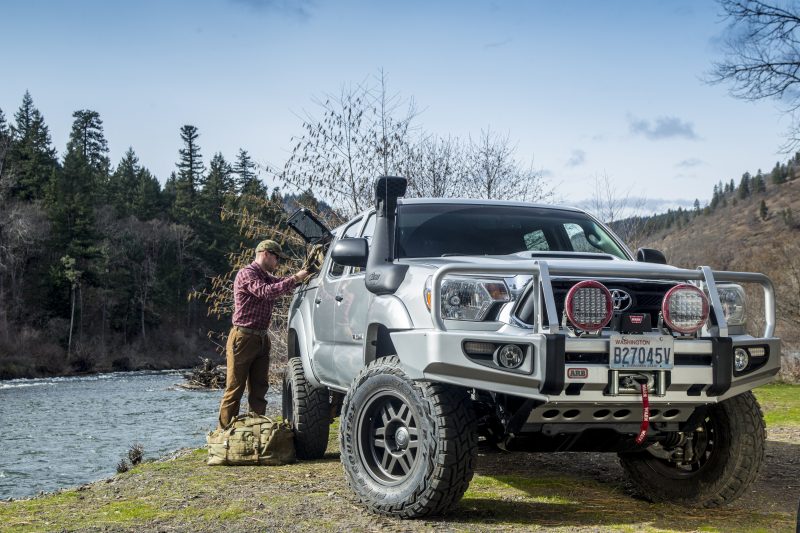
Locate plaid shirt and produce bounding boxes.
[232,262,297,330]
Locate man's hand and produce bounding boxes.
[301,243,324,275]
[294,270,312,283]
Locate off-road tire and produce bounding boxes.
[619,391,766,507]
[282,357,330,459]
[339,356,477,518]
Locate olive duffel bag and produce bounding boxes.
[207,414,296,466]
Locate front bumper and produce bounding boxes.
[391,325,781,405]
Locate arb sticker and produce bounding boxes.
[567,368,588,379]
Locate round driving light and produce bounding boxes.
[662,284,709,334]
[734,348,750,372]
[497,344,524,369]
[565,280,613,332]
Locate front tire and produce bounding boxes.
[339,356,477,518]
[282,357,330,459]
[619,391,766,507]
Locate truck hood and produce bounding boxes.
[396,254,692,295]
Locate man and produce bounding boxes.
[218,239,311,429]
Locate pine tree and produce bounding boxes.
[109,147,140,215]
[771,161,786,185]
[200,153,234,221]
[711,184,720,209]
[132,167,162,220]
[66,110,110,178]
[754,169,767,193]
[0,107,10,187]
[173,125,204,222]
[232,148,259,194]
[8,91,58,200]
[759,199,768,220]
[738,172,751,199]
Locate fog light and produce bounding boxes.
[497,344,524,369]
[464,341,496,356]
[734,348,750,372]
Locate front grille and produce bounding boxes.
[514,279,676,327]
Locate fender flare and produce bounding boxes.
[363,295,414,366]
[288,312,323,388]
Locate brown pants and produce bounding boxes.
[218,327,271,429]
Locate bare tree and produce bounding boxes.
[710,0,800,148]
[0,202,50,329]
[402,135,467,198]
[586,173,649,246]
[281,72,416,218]
[463,129,554,202]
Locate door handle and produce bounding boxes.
[335,295,344,302]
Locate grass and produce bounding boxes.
[0,386,796,532]
[754,382,800,426]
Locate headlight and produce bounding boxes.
[717,284,746,326]
[425,276,511,321]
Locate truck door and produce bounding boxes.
[332,212,376,387]
[311,217,363,385]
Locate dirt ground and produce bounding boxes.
[2,424,798,532]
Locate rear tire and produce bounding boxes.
[282,357,330,459]
[339,356,477,518]
[619,391,766,507]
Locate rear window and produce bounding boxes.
[395,204,628,259]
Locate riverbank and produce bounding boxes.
[1,383,798,532]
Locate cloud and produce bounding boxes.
[229,0,313,19]
[628,115,698,141]
[484,39,513,49]
[676,158,705,168]
[566,149,586,167]
[574,196,696,217]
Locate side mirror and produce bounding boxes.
[331,238,369,268]
[636,247,667,264]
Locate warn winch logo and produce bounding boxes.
[629,314,645,325]
[567,368,588,379]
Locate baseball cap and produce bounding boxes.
[255,239,287,259]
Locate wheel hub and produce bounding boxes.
[394,427,409,449]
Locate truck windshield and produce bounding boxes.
[395,204,629,259]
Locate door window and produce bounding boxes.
[328,218,363,278]
[351,213,376,275]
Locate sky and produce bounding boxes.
[0,0,791,214]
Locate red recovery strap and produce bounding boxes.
[635,384,650,445]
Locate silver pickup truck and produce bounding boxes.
[282,176,780,518]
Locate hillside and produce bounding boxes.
[634,177,800,349]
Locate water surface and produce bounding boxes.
[0,371,280,499]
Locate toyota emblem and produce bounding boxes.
[610,289,632,311]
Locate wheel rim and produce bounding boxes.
[356,389,421,486]
[649,414,718,478]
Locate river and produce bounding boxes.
[0,371,281,500]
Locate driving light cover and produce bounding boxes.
[717,284,746,326]
[565,280,613,332]
[435,277,511,321]
[734,348,750,372]
[662,284,709,334]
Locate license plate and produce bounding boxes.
[610,334,674,370]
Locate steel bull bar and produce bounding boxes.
[428,260,777,397]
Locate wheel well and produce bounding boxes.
[365,323,397,365]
